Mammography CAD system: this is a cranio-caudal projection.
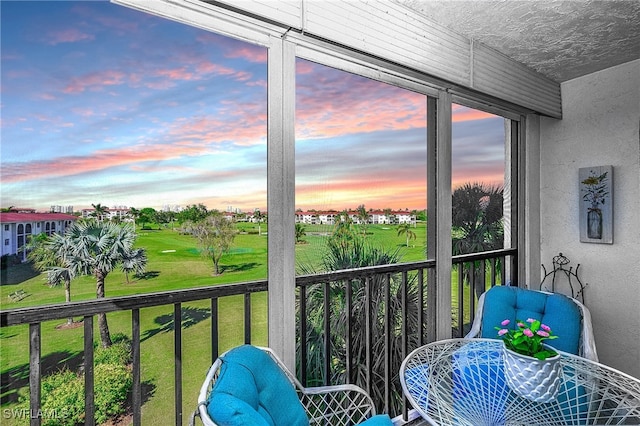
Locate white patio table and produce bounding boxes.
[400,338,640,426]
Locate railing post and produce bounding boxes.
[323,281,331,386]
[211,298,219,364]
[345,280,353,384]
[244,293,252,344]
[299,286,307,386]
[84,316,95,426]
[29,323,40,426]
[174,303,182,426]
[132,309,141,425]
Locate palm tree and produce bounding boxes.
[295,223,306,244]
[91,203,108,222]
[254,210,265,235]
[65,220,147,347]
[397,222,417,247]
[383,208,394,225]
[297,232,424,415]
[451,182,504,299]
[355,204,369,236]
[128,207,141,231]
[26,233,76,324]
[332,210,356,247]
[121,248,147,283]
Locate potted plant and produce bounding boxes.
[581,170,609,239]
[496,319,563,403]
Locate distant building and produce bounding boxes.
[50,205,74,214]
[0,212,78,262]
[80,207,131,222]
[295,209,416,226]
[162,204,183,213]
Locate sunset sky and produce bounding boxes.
[1,1,505,213]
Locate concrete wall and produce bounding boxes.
[539,59,640,378]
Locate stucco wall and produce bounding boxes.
[539,59,640,378]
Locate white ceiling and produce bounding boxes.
[395,0,640,82]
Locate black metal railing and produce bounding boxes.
[0,249,516,425]
[296,259,436,418]
[451,248,517,337]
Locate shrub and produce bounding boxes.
[19,339,134,425]
[94,336,131,365]
[93,363,133,424]
[1,254,20,269]
[40,369,85,426]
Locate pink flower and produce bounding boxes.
[526,318,536,323]
[498,329,509,336]
[541,324,551,332]
[501,319,510,326]
[523,329,534,337]
[537,330,550,337]
[517,322,526,328]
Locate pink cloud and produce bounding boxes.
[94,16,139,35]
[63,70,127,93]
[71,107,98,117]
[225,46,268,63]
[452,105,496,122]
[195,61,253,81]
[195,33,267,64]
[2,143,211,184]
[296,178,427,210]
[155,67,197,81]
[296,61,315,75]
[296,61,497,141]
[297,88,426,140]
[166,111,267,147]
[45,29,94,45]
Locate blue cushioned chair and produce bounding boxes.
[190,345,393,426]
[465,286,598,361]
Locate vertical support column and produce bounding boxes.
[267,35,296,369]
[426,96,437,343]
[504,119,514,285]
[435,91,453,341]
[523,114,541,288]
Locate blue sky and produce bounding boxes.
[1,1,504,213]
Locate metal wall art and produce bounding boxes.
[579,165,613,244]
[540,253,587,303]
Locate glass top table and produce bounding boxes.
[400,338,640,426]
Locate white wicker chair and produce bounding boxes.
[190,345,390,426]
[465,286,598,361]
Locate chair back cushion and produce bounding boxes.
[207,345,309,426]
[479,286,582,355]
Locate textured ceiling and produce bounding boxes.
[396,0,640,82]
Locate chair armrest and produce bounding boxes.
[195,358,224,426]
[464,291,486,338]
[299,384,376,425]
[571,297,599,362]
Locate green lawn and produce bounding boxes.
[0,222,430,425]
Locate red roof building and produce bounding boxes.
[0,212,77,261]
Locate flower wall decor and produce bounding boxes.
[579,165,613,244]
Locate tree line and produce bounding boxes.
[24,182,503,350]
[25,204,237,348]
